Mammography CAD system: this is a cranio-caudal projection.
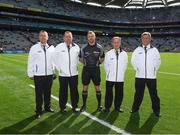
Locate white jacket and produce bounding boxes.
[131,45,161,79]
[104,49,128,82]
[54,42,80,77]
[27,42,55,78]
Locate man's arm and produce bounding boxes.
[79,47,85,64]
[154,48,161,70]
[131,49,138,71]
[124,52,128,71]
[103,53,109,73]
[27,46,35,80]
[99,46,105,64]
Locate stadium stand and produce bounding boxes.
[0,0,180,52]
[0,29,180,52]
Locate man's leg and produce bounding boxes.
[43,75,54,112]
[146,79,160,116]
[104,81,114,112]
[59,76,68,112]
[34,76,44,118]
[81,67,90,112]
[69,75,79,112]
[114,82,124,112]
[92,67,102,111]
[131,78,146,112]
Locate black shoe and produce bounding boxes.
[35,113,41,119]
[115,108,124,113]
[130,109,139,113]
[154,112,161,117]
[102,108,109,113]
[97,106,103,112]
[73,108,80,113]
[45,108,55,113]
[60,109,67,114]
[80,106,86,112]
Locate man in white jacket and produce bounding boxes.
[27,30,55,119]
[131,32,161,117]
[54,31,80,113]
[103,37,128,113]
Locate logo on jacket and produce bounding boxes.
[93,51,100,54]
[37,50,42,53]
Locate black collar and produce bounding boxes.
[88,42,96,47]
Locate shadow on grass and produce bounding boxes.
[80,109,119,134]
[0,111,74,134]
[50,111,98,134]
[22,111,74,134]
[125,112,159,134]
[0,115,35,134]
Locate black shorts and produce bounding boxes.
[82,66,101,85]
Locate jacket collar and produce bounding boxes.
[38,42,49,49]
[114,47,122,53]
[65,42,75,48]
[88,42,97,47]
[141,44,153,49]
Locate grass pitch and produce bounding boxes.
[0,53,180,134]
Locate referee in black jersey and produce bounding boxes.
[79,31,105,112]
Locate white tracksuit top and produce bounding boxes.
[104,49,128,82]
[131,45,161,79]
[54,42,80,77]
[27,42,55,78]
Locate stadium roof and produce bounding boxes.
[70,0,180,8]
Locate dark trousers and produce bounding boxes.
[59,75,79,110]
[132,78,160,113]
[105,81,124,109]
[34,75,53,114]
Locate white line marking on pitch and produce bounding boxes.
[128,68,180,76]
[158,71,180,76]
[29,84,130,134]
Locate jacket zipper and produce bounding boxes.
[44,48,47,76]
[145,48,147,78]
[116,53,119,81]
[68,47,72,76]
[36,64,38,73]
[107,70,110,80]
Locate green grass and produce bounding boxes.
[0,53,180,134]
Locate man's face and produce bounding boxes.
[112,38,121,49]
[141,35,151,46]
[64,33,73,45]
[87,33,96,46]
[39,32,48,45]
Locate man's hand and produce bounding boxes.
[53,74,57,80]
[29,77,34,80]
[99,58,104,64]
[79,58,84,64]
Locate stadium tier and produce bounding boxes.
[0,0,180,52]
[0,30,180,52]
